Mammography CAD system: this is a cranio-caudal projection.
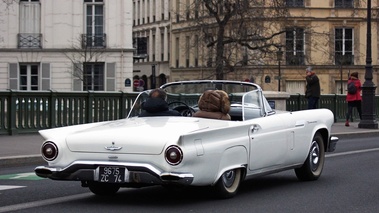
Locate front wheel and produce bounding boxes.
[88,182,120,196]
[214,168,242,199]
[295,133,325,181]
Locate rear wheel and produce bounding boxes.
[295,133,325,181]
[88,182,120,196]
[214,168,242,199]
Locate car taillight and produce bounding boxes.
[41,141,58,161]
[165,145,183,166]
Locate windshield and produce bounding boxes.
[241,90,273,120]
[127,90,150,118]
[127,80,272,119]
[161,80,259,94]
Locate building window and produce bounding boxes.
[194,35,199,67]
[186,0,190,19]
[194,0,199,18]
[152,34,156,61]
[186,36,190,67]
[335,28,354,65]
[84,0,106,48]
[286,0,304,7]
[19,64,39,90]
[335,0,353,8]
[161,32,164,61]
[19,0,41,48]
[142,0,145,23]
[242,52,248,66]
[175,37,180,68]
[285,28,305,65]
[176,0,180,22]
[83,63,104,91]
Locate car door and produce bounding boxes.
[242,91,290,171]
[247,116,290,171]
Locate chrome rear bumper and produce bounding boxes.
[35,161,194,185]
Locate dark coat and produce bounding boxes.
[305,73,321,98]
[139,98,181,117]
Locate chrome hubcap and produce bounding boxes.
[222,170,236,188]
[309,140,320,171]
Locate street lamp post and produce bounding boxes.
[358,0,378,129]
[339,55,344,94]
[151,64,156,89]
[277,48,283,92]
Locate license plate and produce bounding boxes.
[98,166,126,183]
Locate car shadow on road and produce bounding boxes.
[78,172,303,207]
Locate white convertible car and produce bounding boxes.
[35,80,338,198]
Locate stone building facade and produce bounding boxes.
[0,0,134,92]
[134,0,379,94]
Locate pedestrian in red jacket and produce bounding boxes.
[345,72,362,127]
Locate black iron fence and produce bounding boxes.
[0,90,378,135]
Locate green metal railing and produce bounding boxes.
[0,90,138,135]
[286,94,379,122]
[1,90,378,135]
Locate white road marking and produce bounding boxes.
[326,147,379,158]
[0,185,26,191]
[9,172,36,179]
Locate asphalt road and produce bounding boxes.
[0,136,378,213]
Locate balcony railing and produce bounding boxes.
[335,0,354,8]
[286,53,305,65]
[81,34,107,48]
[18,33,42,48]
[286,0,304,7]
[335,54,354,65]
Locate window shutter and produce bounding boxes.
[41,63,50,90]
[9,63,18,90]
[73,63,82,91]
[106,63,116,91]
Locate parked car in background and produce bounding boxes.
[35,80,338,198]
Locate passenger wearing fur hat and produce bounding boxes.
[345,72,362,127]
[305,66,321,109]
[193,90,231,120]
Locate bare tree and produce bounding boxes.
[176,0,369,81]
[175,0,290,80]
[64,35,105,89]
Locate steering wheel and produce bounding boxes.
[168,101,196,117]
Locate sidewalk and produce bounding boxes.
[1,122,379,168]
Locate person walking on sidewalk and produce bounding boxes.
[305,66,321,109]
[345,72,362,127]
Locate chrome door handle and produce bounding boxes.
[251,125,260,133]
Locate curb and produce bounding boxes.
[332,130,379,139]
[0,155,45,168]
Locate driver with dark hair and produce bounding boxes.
[139,88,181,117]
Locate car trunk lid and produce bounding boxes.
[64,117,216,154]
